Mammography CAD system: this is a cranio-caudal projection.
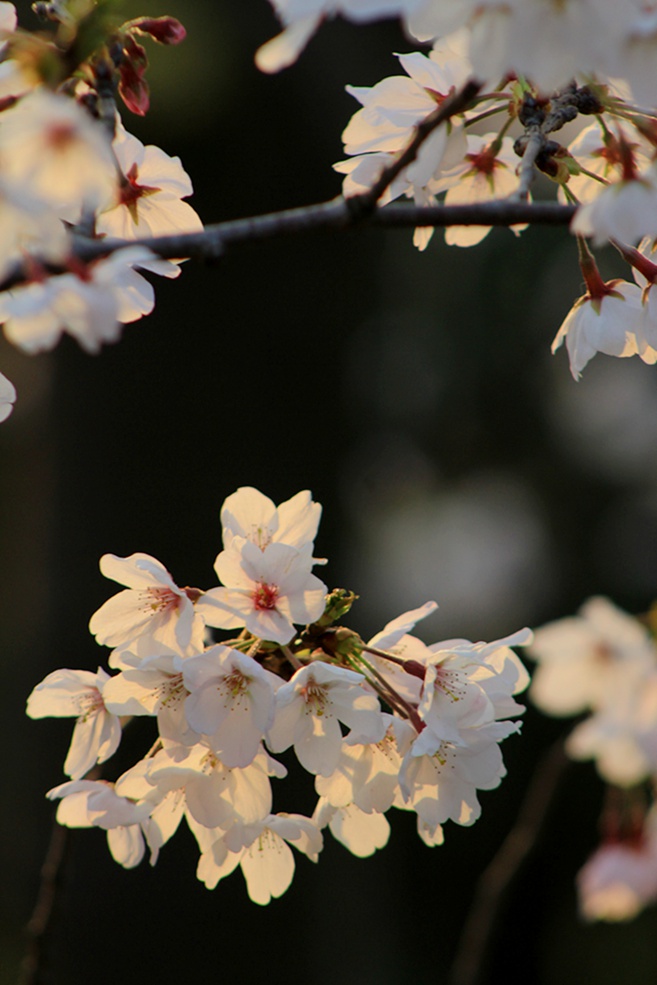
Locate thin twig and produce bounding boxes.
[19,817,70,985]
[349,78,483,215]
[448,738,569,985]
[513,130,545,200]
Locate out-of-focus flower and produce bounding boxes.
[0,246,162,354]
[0,370,15,422]
[0,89,117,221]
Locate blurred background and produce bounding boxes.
[3,1,657,982]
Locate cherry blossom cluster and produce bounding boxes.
[256,0,657,379]
[529,597,657,922]
[0,2,202,421]
[27,487,531,904]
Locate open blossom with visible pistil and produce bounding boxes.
[219,486,322,556]
[97,125,203,242]
[27,667,122,780]
[182,646,280,768]
[196,540,327,645]
[267,662,386,776]
[101,652,198,746]
[89,552,206,656]
[197,813,323,902]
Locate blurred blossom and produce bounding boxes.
[549,357,657,484]
[344,470,552,638]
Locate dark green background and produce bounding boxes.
[3,1,657,982]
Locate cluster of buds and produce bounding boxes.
[529,597,657,921]
[0,2,201,420]
[28,488,530,904]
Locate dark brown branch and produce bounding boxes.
[448,739,570,985]
[19,817,70,985]
[67,200,575,265]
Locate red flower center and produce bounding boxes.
[252,582,279,611]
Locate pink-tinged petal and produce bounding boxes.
[241,832,295,905]
[286,577,328,624]
[221,487,276,547]
[99,552,175,590]
[107,825,145,868]
[295,714,343,777]
[247,607,295,645]
[213,550,255,589]
[27,669,102,718]
[328,804,390,857]
[195,587,253,630]
[197,843,241,889]
[275,491,322,548]
[255,15,321,74]
[185,685,229,736]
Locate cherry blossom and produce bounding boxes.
[0,88,117,221]
[182,646,280,767]
[267,662,386,775]
[46,779,148,867]
[89,552,206,655]
[219,486,322,555]
[529,597,657,717]
[0,246,164,355]
[577,835,657,921]
[197,540,327,645]
[27,667,122,780]
[97,124,203,241]
[197,813,323,902]
[551,280,648,380]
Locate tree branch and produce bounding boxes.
[448,739,570,985]
[19,817,71,985]
[67,200,576,266]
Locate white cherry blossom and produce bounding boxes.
[182,646,280,767]
[267,662,386,775]
[196,540,327,645]
[219,486,322,555]
[97,125,203,241]
[529,597,657,717]
[89,552,206,655]
[0,246,163,355]
[47,779,148,868]
[197,813,323,903]
[27,667,122,779]
[551,280,647,379]
[0,88,117,221]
